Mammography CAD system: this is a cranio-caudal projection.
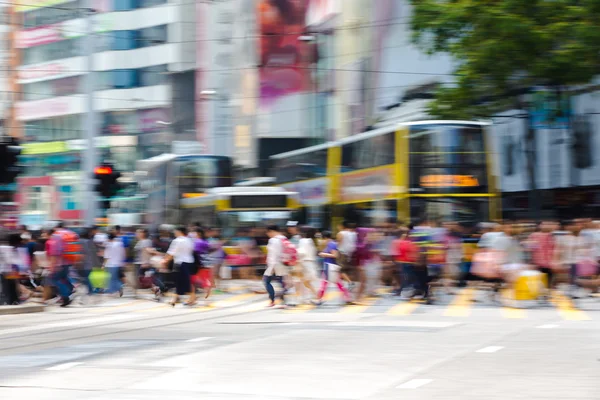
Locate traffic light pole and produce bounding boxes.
[81,3,97,226]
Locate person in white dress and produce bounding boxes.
[296,227,319,303]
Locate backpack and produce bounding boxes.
[56,229,82,264]
[280,237,297,267]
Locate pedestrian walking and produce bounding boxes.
[263,225,290,308]
[103,233,126,296]
[316,231,351,305]
[163,226,196,306]
[295,227,319,303]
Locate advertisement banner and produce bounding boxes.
[16,14,112,49]
[17,60,75,81]
[283,178,329,206]
[339,167,399,203]
[258,0,312,108]
[15,0,70,12]
[16,97,76,121]
[22,141,68,156]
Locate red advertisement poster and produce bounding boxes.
[258,0,313,108]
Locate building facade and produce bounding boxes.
[12,0,196,225]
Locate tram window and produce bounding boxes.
[341,132,395,171]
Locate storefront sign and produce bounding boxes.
[16,97,76,121]
[18,61,71,81]
[339,167,399,203]
[283,178,329,206]
[22,141,68,155]
[420,175,480,188]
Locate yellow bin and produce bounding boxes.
[514,270,547,301]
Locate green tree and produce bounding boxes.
[410,0,600,118]
[410,0,600,217]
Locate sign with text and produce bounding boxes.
[339,167,400,203]
[420,175,480,188]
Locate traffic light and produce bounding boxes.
[0,136,22,185]
[94,164,121,209]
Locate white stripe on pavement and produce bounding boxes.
[476,346,504,353]
[46,362,83,371]
[186,337,214,343]
[0,314,139,336]
[396,379,433,389]
[537,324,559,329]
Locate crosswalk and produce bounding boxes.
[70,288,600,322]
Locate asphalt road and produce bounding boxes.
[0,288,599,400]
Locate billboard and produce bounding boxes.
[16,14,112,49]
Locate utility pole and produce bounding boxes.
[81,2,97,226]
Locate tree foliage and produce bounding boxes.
[410,0,600,118]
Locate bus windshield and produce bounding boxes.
[173,156,233,195]
[409,124,488,194]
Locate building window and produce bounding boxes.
[22,1,82,29]
[139,0,167,7]
[138,25,168,48]
[113,0,138,11]
[22,37,83,65]
[139,64,168,86]
[112,30,138,50]
[113,69,139,88]
[59,185,78,210]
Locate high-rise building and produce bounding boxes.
[12,0,196,226]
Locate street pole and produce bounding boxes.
[82,3,97,226]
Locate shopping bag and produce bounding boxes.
[89,268,109,290]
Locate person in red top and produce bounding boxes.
[392,228,419,297]
[46,223,76,307]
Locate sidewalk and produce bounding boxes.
[0,304,44,315]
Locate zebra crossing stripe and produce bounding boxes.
[387,300,420,316]
[444,288,474,317]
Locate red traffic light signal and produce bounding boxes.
[94,166,113,175]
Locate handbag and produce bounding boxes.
[89,268,110,289]
[576,259,598,277]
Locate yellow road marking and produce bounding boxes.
[285,291,340,313]
[339,297,377,314]
[501,306,526,319]
[500,289,526,319]
[209,293,259,309]
[551,291,591,321]
[387,300,420,316]
[444,288,474,317]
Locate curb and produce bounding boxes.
[0,304,45,315]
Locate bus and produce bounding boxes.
[136,154,233,228]
[270,120,499,228]
[180,187,300,239]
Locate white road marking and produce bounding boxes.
[537,324,559,329]
[186,337,214,343]
[46,362,83,371]
[0,314,140,336]
[396,379,433,389]
[336,321,458,328]
[476,346,504,353]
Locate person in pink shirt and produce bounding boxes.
[528,221,557,288]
